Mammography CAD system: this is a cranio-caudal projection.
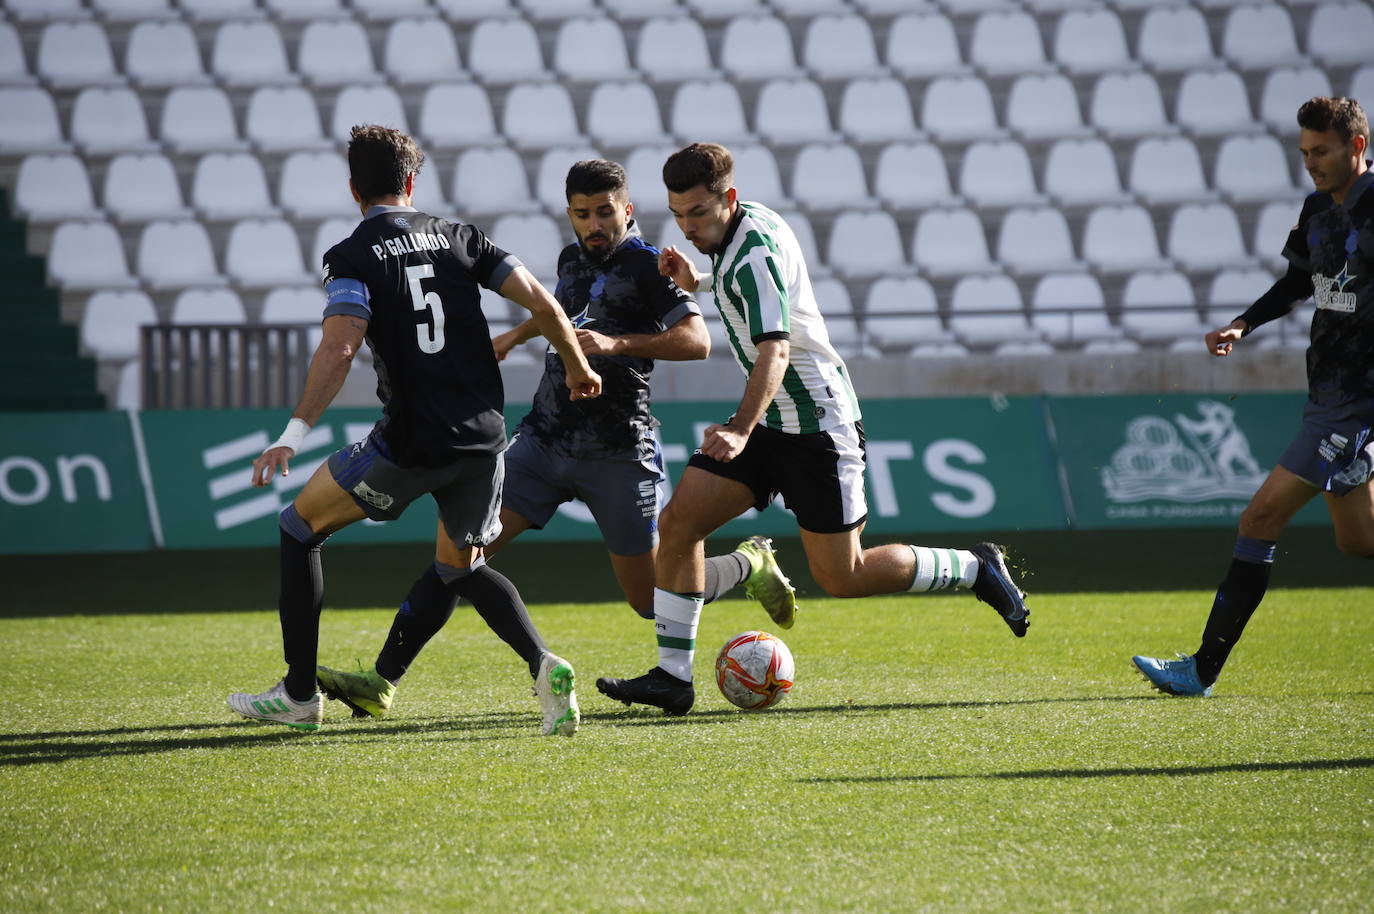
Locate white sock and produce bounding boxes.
[702,551,750,604]
[907,546,979,592]
[654,587,703,682]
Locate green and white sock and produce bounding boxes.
[654,588,703,682]
[907,546,978,592]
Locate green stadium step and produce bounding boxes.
[0,391,107,411]
[0,357,99,395]
[12,322,80,352]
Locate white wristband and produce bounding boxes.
[696,270,713,293]
[268,418,310,455]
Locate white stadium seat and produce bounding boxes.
[102,153,192,222]
[192,153,277,220]
[261,287,326,324]
[1252,200,1302,268]
[419,83,501,149]
[312,218,358,269]
[790,143,873,212]
[755,79,836,145]
[671,81,752,144]
[37,21,122,89]
[451,146,538,216]
[948,275,1041,349]
[535,145,602,212]
[1350,66,1374,105]
[996,207,1080,275]
[225,219,312,288]
[554,18,634,81]
[1030,273,1114,344]
[802,15,884,80]
[522,0,598,19]
[686,0,768,17]
[384,18,464,85]
[71,88,157,156]
[1081,205,1168,273]
[1221,3,1304,70]
[14,154,96,223]
[279,152,355,220]
[0,88,68,154]
[0,23,32,86]
[874,142,959,210]
[838,78,918,144]
[353,0,434,20]
[299,20,380,87]
[1007,74,1092,140]
[1053,9,1130,75]
[1089,72,1173,138]
[1120,270,1204,344]
[1213,135,1298,203]
[262,0,346,19]
[91,0,177,19]
[1206,268,1279,325]
[180,0,261,20]
[81,290,158,361]
[171,288,247,325]
[1167,203,1250,271]
[864,277,955,351]
[586,82,670,147]
[1138,6,1216,72]
[125,20,208,88]
[51,221,139,290]
[635,18,715,83]
[827,210,906,278]
[969,11,1051,75]
[434,0,517,20]
[913,208,997,278]
[502,82,584,149]
[776,210,824,272]
[331,85,409,143]
[1175,69,1256,137]
[488,214,564,281]
[958,140,1043,208]
[731,145,790,207]
[1307,2,1374,67]
[160,86,245,154]
[1260,67,1334,134]
[211,21,296,87]
[922,76,998,142]
[1043,139,1128,205]
[468,19,546,83]
[1128,137,1213,205]
[721,16,801,81]
[624,144,680,208]
[245,87,331,153]
[602,0,682,19]
[137,219,224,290]
[887,13,966,79]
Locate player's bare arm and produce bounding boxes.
[701,338,788,463]
[492,317,542,362]
[657,246,702,292]
[251,314,369,487]
[1205,318,1249,357]
[499,265,602,400]
[577,313,710,360]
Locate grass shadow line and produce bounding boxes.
[801,756,1374,784]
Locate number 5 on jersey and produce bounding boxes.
[406,263,445,354]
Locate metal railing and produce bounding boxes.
[139,324,316,409]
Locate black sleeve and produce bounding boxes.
[636,250,699,328]
[1237,263,1312,334]
[450,222,523,293]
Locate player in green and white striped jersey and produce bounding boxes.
[596,144,1033,716]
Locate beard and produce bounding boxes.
[579,233,617,263]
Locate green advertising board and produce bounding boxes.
[1048,392,1329,529]
[0,411,153,554]
[0,392,1329,554]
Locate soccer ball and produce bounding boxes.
[714,630,795,710]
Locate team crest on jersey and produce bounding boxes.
[1312,264,1358,312]
[393,216,410,228]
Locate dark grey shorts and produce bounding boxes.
[327,433,504,546]
[501,428,664,556]
[1277,397,1374,496]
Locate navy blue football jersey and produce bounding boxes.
[1281,171,1374,403]
[321,206,521,465]
[517,224,698,460]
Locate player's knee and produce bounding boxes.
[657,502,709,545]
[629,600,654,619]
[811,565,863,599]
[1237,501,1285,539]
[1333,529,1374,557]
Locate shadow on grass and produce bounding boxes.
[802,756,1374,784]
[0,711,539,767]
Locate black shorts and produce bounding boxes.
[687,421,868,534]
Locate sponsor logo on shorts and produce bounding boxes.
[352,480,394,510]
[1318,432,1349,463]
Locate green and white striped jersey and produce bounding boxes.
[708,201,861,434]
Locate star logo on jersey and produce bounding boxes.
[1333,262,1357,291]
[569,304,596,329]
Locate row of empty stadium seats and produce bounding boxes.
[39,191,1305,300]
[10,131,1314,227]
[5,4,1372,90]
[5,65,1369,163]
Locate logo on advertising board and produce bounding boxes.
[1102,400,1265,518]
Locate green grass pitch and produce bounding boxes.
[2,588,1371,913]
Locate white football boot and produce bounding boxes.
[534,653,580,737]
[227,679,323,730]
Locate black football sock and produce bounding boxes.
[277,517,327,702]
[1192,536,1275,687]
[374,565,458,684]
[438,561,547,678]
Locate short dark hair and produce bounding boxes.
[1297,96,1370,147]
[565,159,627,202]
[662,143,733,196]
[347,125,425,203]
